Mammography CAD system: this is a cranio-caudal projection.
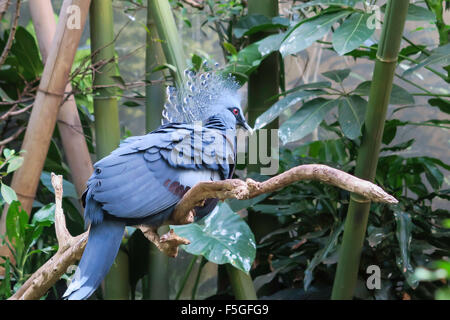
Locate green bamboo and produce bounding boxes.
[134,0,171,300]
[331,0,410,300]
[247,0,280,131]
[225,265,257,300]
[246,0,280,240]
[240,0,281,301]
[143,0,189,300]
[90,0,127,299]
[145,4,166,132]
[103,249,130,300]
[147,0,187,86]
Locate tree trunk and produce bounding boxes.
[0,0,91,264]
[331,0,410,300]
[29,0,93,203]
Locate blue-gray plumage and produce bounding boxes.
[63,84,252,299]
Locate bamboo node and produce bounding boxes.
[37,88,65,98]
[376,54,398,63]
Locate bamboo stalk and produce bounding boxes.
[0,0,91,232]
[331,0,410,300]
[89,0,126,299]
[143,0,188,299]
[145,4,166,132]
[29,0,93,202]
[147,0,187,86]
[90,0,120,159]
[241,0,281,301]
[225,264,257,300]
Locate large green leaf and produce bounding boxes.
[354,81,415,105]
[279,98,338,145]
[171,202,256,273]
[338,95,367,139]
[254,90,322,130]
[403,43,450,76]
[280,11,351,57]
[332,13,374,56]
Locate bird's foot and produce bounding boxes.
[159,229,190,258]
[137,226,190,258]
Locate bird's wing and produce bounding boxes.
[86,123,234,220]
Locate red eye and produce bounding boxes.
[233,108,239,115]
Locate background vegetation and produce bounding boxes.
[0,0,448,300]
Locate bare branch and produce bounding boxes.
[9,165,397,300]
[0,0,21,68]
[0,126,26,146]
[181,0,204,9]
[171,164,398,224]
[9,174,88,300]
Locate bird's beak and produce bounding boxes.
[242,122,254,135]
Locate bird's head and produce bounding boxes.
[162,66,253,134]
[225,106,253,134]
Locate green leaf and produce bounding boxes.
[403,43,450,76]
[191,54,203,71]
[6,156,23,174]
[234,14,289,39]
[171,202,256,273]
[254,90,321,130]
[279,98,339,145]
[223,42,238,56]
[338,95,367,139]
[322,68,351,83]
[406,4,436,21]
[10,27,44,79]
[428,98,450,114]
[257,32,286,56]
[332,13,374,56]
[151,63,177,73]
[31,203,55,227]
[1,183,17,204]
[354,81,414,105]
[40,172,78,199]
[304,223,344,290]
[394,211,418,289]
[122,101,141,107]
[0,258,12,298]
[5,201,28,261]
[280,11,351,57]
[419,158,444,190]
[381,139,415,152]
[3,148,13,158]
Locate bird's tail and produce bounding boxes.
[62,217,125,300]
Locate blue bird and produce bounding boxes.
[63,71,252,300]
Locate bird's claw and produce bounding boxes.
[159,229,190,258]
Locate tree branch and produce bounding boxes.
[0,0,21,68]
[9,164,397,300]
[9,174,88,300]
